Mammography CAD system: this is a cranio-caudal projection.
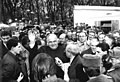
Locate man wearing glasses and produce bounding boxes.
[77,31,90,54]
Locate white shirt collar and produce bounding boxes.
[70,56,75,65]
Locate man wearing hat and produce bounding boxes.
[82,54,113,82]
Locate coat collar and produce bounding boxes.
[7,51,19,62]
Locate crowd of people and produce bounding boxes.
[0,20,120,82]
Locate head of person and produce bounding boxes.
[82,54,104,77]
[67,31,72,40]
[104,34,115,48]
[96,43,112,71]
[59,33,67,44]
[1,30,11,44]
[98,33,105,43]
[32,53,56,82]
[88,30,96,40]
[47,33,59,50]
[78,31,87,43]
[6,38,22,55]
[19,32,28,42]
[65,43,79,58]
[21,35,30,48]
[111,47,120,67]
[96,42,110,57]
[112,30,120,40]
[71,31,77,42]
[28,30,36,42]
[90,37,99,52]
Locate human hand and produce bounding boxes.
[17,72,24,82]
[55,57,63,67]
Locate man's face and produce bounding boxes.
[78,32,87,43]
[65,49,71,58]
[96,47,107,57]
[47,35,58,50]
[104,36,113,47]
[90,38,99,51]
[89,32,95,40]
[1,35,11,44]
[98,34,105,42]
[113,32,119,39]
[59,34,66,44]
[59,37,66,44]
[111,57,120,66]
[13,43,22,54]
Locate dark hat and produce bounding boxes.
[83,54,101,68]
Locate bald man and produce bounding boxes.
[38,33,69,79]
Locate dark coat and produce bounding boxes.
[0,40,8,82]
[2,51,21,82]
[39,45,69,63]
[38,45,69,79]
[0,59,1,82]
[0,40,9,59]
[80,48,95,57]
[68,55,89,82]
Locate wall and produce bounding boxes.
[74,5,120,30]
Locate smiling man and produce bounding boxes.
[38,33,69,79]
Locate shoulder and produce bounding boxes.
[77,55,83,62]
[57,45,65,51]
[40,45,48,49]
[38,46,50,53]
[81,48,91,57]
[2,53,16,64]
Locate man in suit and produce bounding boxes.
[0,30,11,59]
[2,38,24,82]
[64,43,89,82]
[0,30,11,82]
[77,31,90,54]
[81,37,99,57]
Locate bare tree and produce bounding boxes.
[0,0,2,22]
[1,0,119,24]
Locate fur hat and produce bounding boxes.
[83,54,101,68]
[87,74,112,82]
